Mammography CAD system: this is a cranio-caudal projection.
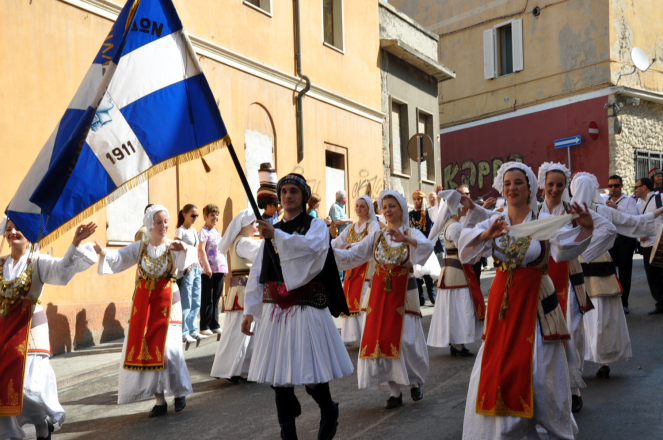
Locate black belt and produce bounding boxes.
[446,249,458,256]
[541,292,560,314]
[581,262,617,277]
[569,272,585,287]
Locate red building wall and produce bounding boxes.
[440,96,611,198]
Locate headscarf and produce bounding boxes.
[378,190,409,230]
[493,162,539,214]
[537,162,571,203]
[218,209,256,254]
[570,172,604,206]
[277,174,311,210]
[429,190,461,241]
[143,204,169,230]
[355,195,376,222]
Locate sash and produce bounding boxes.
[0,303,32,416]
[547,257,570,318]
[342,262,369,317]
[124,278,173,371]
[476,267,542,419]
[360,264,409,359]
[461,264,486,322]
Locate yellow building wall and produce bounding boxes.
[0,0,382,353]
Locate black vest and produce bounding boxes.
[259,213,349,317]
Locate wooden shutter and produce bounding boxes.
[512,19,524,72]
[483,28,496,79]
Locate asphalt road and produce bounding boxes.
[51,259,663,440]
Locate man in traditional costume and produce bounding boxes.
[409,189,441,305]
[334,190,434,409]
[331,195,380,345]
[210,209,261,382]
[95,205,197,417]
[570,173,662,379]
[458,162,595,439]
[241,174,353,440]
[427,189,485,358]
[0,217,98,440]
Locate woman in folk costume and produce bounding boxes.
[95,205,197,417]
[458,162,595,440]
[210,209,261,383]
[241,174,353,440]
[426,189,485,357]
[0,217,98,440]
[569,172,662,380]
[334,190,434,409]
[331,195,380,344]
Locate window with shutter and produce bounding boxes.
[483,29,496,80]
[244,0,271,15]
[323,0,344,52]
[485,19,524,79]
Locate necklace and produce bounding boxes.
[377,233,407,264]
[348,222,370,244]
[0,256,36,317]
[492,234,532,321]
[142,246,169,277]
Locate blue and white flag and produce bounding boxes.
[7,0,228,244]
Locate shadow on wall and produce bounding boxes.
[101,302,125,343]
[74,309,94,350]
[46,303,72,354]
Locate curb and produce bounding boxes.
[57,333,222,391]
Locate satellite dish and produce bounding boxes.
[631,47,651,72]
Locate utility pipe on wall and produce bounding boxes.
[294,0,311,163]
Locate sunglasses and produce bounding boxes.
[190,214,199,218]
[607,184,621,188]
[634,185,643,190]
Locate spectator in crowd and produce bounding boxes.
[198,204,228,335]
[649,167,663,192]
[175,204,205,343]
[636,177,663,315]
[307,193,332,225]
[134,204,154,242]
[429,185,445,263]
[329,190,353,235]
[374,200,386,227]
[409,189,442,305]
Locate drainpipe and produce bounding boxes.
[294,0,311,163]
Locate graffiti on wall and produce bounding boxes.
[443,153,524,192]
[290,165,322,195]
[352,169,385,199]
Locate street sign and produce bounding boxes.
[554,135,582,149]
[588,121,599,141]
[407,133,433,161]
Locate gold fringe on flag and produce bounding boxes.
[37,135,231,248]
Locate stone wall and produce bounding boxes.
[610,98,663,191]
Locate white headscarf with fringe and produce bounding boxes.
[143,204,169,231]
[378,190,409,230]
[494,162,539,214]
[218,209,256,254]
[537,162,571,203]
[428,190,461,242]
[570,172,604,206]
[356,195,376,222]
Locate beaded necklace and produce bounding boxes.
[348,221,370,244]
[0,252,36,318]
[492,234,532,321]
[377,233,408,264]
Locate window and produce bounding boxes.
[244,0,271,15]
[483,19,523,79]
[390,99,409,176]
[323,0,344,52]
[635,149,663,180]
[106,180,149,245]
[325,146,348,215]
[418,111,435,182]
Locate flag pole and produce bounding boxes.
[225,140,283,281]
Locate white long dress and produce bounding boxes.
[331,220,380,343]
[539,201,617,387]
[98,241,196,404]
[428,220,483,348]
[210,237,261,379]
[244,217,354,386]
[0,244,97,440]
[458,211,591,440]
[334,227,434,390]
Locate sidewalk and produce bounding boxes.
[51,305,436,391]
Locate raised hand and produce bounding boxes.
[93,240,103,255]
[73,222,98,247]
[479,218,508,241]
[385,228,407,243]
[459,195,475,211]
[483,197,497,210]
[257,220,275,239]
[571,202,594,231]
[169,241,185,252]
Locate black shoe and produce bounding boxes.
[226,376,240,384]
[174,396,186,412]
[148,403,168,417]
[571,395,583,413]
[280,421,298,440]
[648,307,663,315]
[596,365,610,379]
[318,402,339,440]
[385,393,403,409]
[450,345,474,357]
[410,386,423,402]
[37,423,54,440]
[623,306,630,315]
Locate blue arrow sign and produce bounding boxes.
[554,135,582,149]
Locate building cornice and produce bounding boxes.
[58,0,385,124]
[380,39,455,82]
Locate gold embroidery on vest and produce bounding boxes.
[137,337,152,361]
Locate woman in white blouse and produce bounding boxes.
[94,205,197,418]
